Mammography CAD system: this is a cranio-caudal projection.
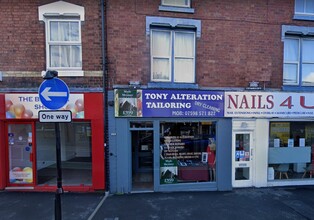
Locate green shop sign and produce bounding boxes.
[160,159,177,184]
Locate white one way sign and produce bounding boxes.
[39,110,72,123]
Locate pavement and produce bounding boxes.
[1,187,314,220]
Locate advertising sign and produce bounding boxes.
[225,92,314,118]
[115,89,224,117]
[160,159,178,184]
[9,167,33,184]
[5,94,84,119]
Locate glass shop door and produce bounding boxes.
[232,132,254,187]
[131,129,154,191]
[6,123,36,187]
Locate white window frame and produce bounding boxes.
[161,0,191,8]
[301,38,314,85]
[295,0,314,15]
[47,19,82,72]
[151,29,172,82]
[150,28,196,83]
[284,36,314,86]
[38,1,84,77]
[283,37,300,86]
[173,30,195,83]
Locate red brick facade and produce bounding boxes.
[0,0,103,91]
[106,0,314,89]
[2,1,314,91]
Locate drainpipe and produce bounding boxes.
[101,0,109,191]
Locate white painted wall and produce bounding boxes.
[232,119,270,188]
[254,119,269,187]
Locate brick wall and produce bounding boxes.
[0,0,103,91]
[2,0,314,91]
[106,0,314,89]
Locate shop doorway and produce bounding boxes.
[5,122,93,188]
[6,123,35,187]
[131,128,154,191]
[232,132,254,187]
[36,122,92,186]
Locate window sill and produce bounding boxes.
[48,70,84,77]
[158,5,194,14]
[282,85,314,91]
[148,82,198,89]
[293,14,314,21]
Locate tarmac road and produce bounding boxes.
[1,187,314,220]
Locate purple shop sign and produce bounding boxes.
[141,90,224,117]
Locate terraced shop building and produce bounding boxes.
[0,1,106,192]
[106,0,314,193]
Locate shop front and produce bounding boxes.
[0,93,105,192]
[109,89,232,193]
[225,91,314,188]
[267,120,314,186]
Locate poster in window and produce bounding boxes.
[201,152,208,163]
[160,159,177,184]
[274,139,280,148]
[299,138,305,147]
[288,139,294,147]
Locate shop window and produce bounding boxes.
[268,121,314,181]
[159,121,216,184]
[36,122,92,186]
[283,37,314,87]
[38,1,84,76]
[294,0,314,20]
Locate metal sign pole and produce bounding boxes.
[55,122,63,220]
[39,71,70,220]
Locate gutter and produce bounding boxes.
[101,0,110,192]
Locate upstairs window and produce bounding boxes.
[39,1,84,76]
[161,0,191,8]
[48,20,82,69]
[284,37,314,86]
[295,0,314,15]
[151,29,195,83]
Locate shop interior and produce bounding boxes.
[36,122,92,186]
[130,121,154,191]
[159,121,216,184]
[130,121,217,191]
[268,121,314,180]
